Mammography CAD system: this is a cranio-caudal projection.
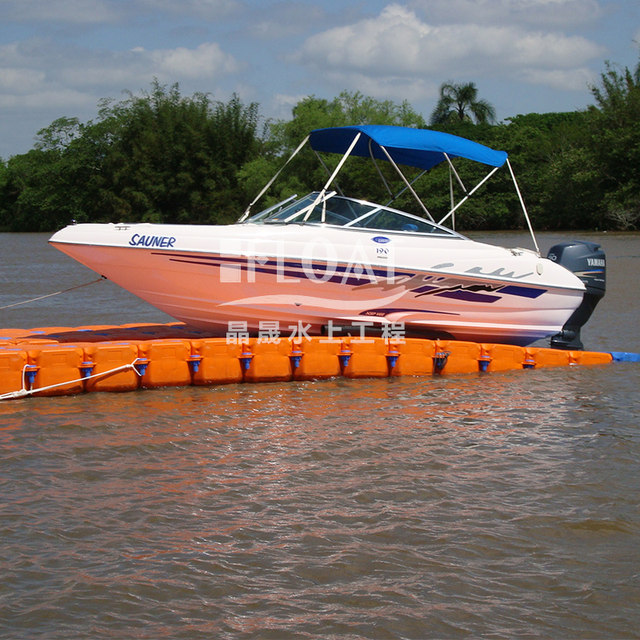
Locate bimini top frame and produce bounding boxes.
[239,125,539,254]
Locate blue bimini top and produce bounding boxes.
[309,125,508,172]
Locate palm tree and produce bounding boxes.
[429,82,496,125]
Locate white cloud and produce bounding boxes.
[2,0,120,24]
[139,0,240,19]
[295,4,605,92]
[522,67,596,90]
[148,42,242,79]
[409,0,603,28]
[0,88,94,109]
[57,44,241,90]
[319,70,439,106]
[0,67,46,93]
[247,4,326,40]
[270,93,307,119]
[0,39,241,113]
[57,55,147,87]
[2,0,241,24]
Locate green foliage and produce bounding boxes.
[240,91,427,214]
[97,82,260,225]
[0,81,261,230]
[0,148,87,231]
[586,60,640,229]
[492,112,595,230]
[1,59,640,232]
[430,82,496,125]
[510,57,640,231]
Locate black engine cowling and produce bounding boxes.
[547,241,606,350]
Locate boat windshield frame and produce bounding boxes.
[244,192,465,238]
[237,125,540,254]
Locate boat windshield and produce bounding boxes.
[245,192,459,237]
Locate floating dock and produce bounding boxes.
[0,322,626,400]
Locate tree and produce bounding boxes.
[3,61,640,232]
[529,54,640,231]
[0,149,76,231]
[266,90,425,157]
[34,116,82,152]
[430,82,496,125]
[239,91,427,212]
[83,82,261,225]
[0,81,263,230]
[586,57,640,229]
[590,58,640,113]
[502,112,597,230]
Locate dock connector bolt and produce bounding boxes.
[187,354,202,374]
[478,354,491,372]
[24,364,39,389]
[338,343,352,368]
[134,358,150,376]
[239,347,253,371]
[80,361,95,378]
[386,346,400,370]
[433,351,450,374]
[289,345,303,370]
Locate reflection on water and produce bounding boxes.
[1,232,639,639]
[2,370,639,639]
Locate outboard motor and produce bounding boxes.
[547,241,606,350]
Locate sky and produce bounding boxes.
[0,0,638,160]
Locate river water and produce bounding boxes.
[1,232,639,639]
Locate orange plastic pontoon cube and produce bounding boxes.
[83,342,141,393]
[190,338,244,385]
[0,348,28,395]
[137,339,193,388]
[243,339,293,383]
[433,340,482,374]
[291,338,342,380]
[388,338,436,377]
[479,343,530,372]
[27,344,86,396]
[342,338,390,378]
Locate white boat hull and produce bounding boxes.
[50,222,585,346]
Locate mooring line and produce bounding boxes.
[0,276,105,310]
[0,358,144,401]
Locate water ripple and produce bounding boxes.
[2,368,639,639]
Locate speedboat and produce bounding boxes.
[49,125,605,348]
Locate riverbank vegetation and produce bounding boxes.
[0,57,638,232]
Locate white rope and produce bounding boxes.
[0,357,146,401]
[0,277,105,311]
